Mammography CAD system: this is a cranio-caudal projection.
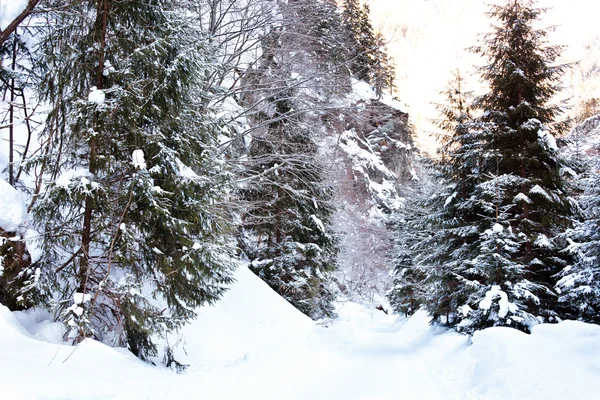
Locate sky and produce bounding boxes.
[367,0,600,152]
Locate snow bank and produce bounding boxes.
[172,265,313,368]
[1,265,599,399]
[0,179,26,232]
[466,323,600,399]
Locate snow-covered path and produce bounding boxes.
[2,266,600,400]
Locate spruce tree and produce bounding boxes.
[237,55,339,319]
[411,73,485,327]
[340,0,395,91]
[27,0,236,360]
[556,162,600,324]
[467,0,575,329]
[404,1,576,332]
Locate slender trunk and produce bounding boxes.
[517,85,532,255]
[79,0,109,293]
[14,89,33,184]
[8,34,17,186]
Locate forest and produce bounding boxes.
[1,0,599,399]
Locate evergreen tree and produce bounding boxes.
[388,73,471,318]
[556,162,600,324]
[467,0,575,329]
[340,0,395,91]
[371,32,396,98]
[387,161,434,317]
[400,1,576,333]
[26,0,236,360]
[237,59,339,319]
[299,0,351,79]
[340,0,363,79]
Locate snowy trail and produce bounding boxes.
[2,266,600,399]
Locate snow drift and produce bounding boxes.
[1,265,600,399]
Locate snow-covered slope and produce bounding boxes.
[2,264,600,400]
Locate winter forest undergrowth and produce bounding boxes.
[1,0,600,398]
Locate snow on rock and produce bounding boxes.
[0,179,26,232]
[349,79,406,112]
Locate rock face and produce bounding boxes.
[351,100,414,183]
[568,114,600,155]
[325,96,416,301]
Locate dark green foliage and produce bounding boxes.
[387,174,430,317]
[556,161,600,324]
[239,82,339,320]
[28,0,236,359]
[391,1,577,333]
[340,0,395,92]
[298,0,352,79]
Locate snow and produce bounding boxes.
[534,234,554,249]
[73,292,91,305]
[310,214,325,233]
[444,191,457,207]
[0,179,26,232]
[23,228,42,263]
[514,192,532,204]
[529,184,553,202]
[88,86,105,105]
[538,128,558,152]
[176,158,200,179]
[0,0,28,31]
[1,264,599,399]
[55,167,90,188]
[132,149,146,170]
[478,285,517,319]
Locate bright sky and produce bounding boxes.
[368,0,600,153]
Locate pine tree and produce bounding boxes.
[340,0,363,80]
[556,161,600,324]
[467,0,575,329]
[299,0,351,79]
[387,161,435,317]
[388,74,472,319]
[340,0,395,91]
[371,32,396,98]
[237,48,339,319]
[403,1,576,333]
[26,0,236,360]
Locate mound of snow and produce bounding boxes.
[1,265,600,399]
[172,265,313,367]
[0,179,25,232]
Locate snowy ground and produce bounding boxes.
[2,265,600,400]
